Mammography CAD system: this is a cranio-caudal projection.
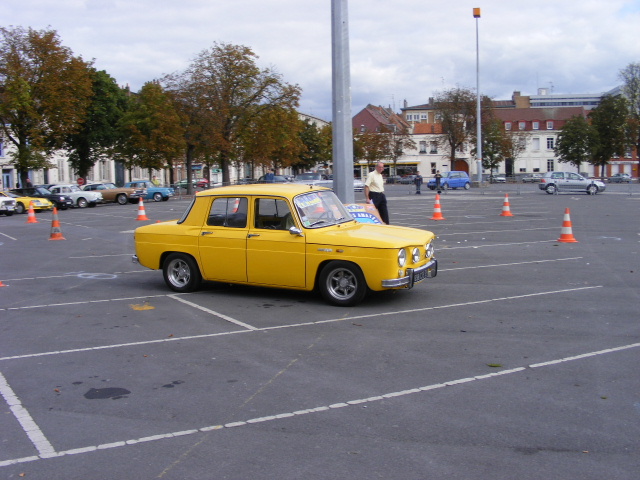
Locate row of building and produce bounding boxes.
[1,88,636,189]
[356,87,637,180]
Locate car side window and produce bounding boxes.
[254,198,293,230]
[551,172,564,179]
[207,197,247,228]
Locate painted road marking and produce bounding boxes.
[169,294,257,330]
[0,371,55,458]
[0,286,602,362]
[1,340,638,468]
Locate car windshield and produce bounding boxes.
[34,187,52,194]
[293,191,353,228]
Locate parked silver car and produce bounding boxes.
[49,184,103,208]
[538,172,606,195]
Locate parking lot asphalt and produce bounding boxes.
[1,183,639,479]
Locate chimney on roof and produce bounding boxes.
[404,99,408,108]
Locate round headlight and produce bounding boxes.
[425,242,434,258]
[397,248,407,267]
[412,247,420,263]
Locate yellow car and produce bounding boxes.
[133,184,437,306]
[0,191,54,214]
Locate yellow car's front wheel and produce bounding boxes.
[319,261,368,307]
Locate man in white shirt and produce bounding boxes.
[364,162,389,224]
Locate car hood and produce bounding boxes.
[307,221,435,248]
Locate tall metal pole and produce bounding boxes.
[331,0,355,204]
[474,8,483,184]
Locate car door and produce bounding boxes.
[198,197,249,283]
[246,197,306,288]
[565,172,584,191]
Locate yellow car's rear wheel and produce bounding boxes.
[163,253,202,293]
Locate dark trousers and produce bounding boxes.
[370,191,389,224]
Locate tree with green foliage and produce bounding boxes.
[588,94,629,178]
[295,120,332,173]
[65,69,130,179]
[119,81,185,184]
[619,62,640,170]
[0,26,92,185]
[164,42,301,191]
[478,118,510,177]
[433,87,477,170]
[386,125,416,176]
[555,114,597,168]
[353,129,390,170]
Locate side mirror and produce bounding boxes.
[289,226,303,237]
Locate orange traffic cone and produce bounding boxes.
[136,197,149,221]
[430,193,446,220]
[48,207,66,241]
[500,193,514,217]
[0,280,6,287]
[26,201,39,223]
[557,208,578,243]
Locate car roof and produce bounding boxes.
[195,183,329,198]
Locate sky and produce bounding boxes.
[3,0,640,122]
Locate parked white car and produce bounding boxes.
[49,184,103,208]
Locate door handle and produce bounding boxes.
[201,231,213,236]
[247,233,260,238]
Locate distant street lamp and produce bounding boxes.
[474,7,482,184]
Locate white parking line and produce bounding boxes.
[2,339,638,468]
[0,371,56,458]
[440,257,583,271]
[169,294,257,330]
[0,286,602,362]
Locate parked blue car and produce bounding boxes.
[427,171,471,190]
[124,181,175,202]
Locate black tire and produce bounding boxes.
[587,184,598,195]
[15,202,26,214]
[463,182,471,190]
[77,197,88,208]
[153,192,163,202]
[318,261,368,307]
[545,184,557,194]
[163,253,202,293]
[116,194,128,205]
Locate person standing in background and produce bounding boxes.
[414,171,423,194]
[364,162,389,224]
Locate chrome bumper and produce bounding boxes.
[381,258,438,289]
[132,255,139,264]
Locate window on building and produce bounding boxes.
[0,140,4,157]
[546,121,554,130]
[430,162,437,174]
[419,141,427,153]
[532,121,539,130]
[546,137,554,149]
[546,159,555,172]
[429,142,438,154]
[420,114,427,121]
[532,138,540,150]
[518,121,526,130]
[505,122,512,130]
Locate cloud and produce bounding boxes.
[2,0,639,121]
